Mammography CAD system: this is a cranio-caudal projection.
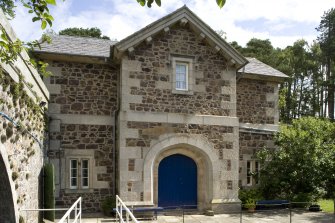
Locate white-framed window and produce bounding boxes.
[175,63,188,90]
[247,161,252,185]
[171,56,194,95]
[255,161,260,185]
[69,159,89,189]
[246,160,260,186]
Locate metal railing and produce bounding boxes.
[58,197,82,223]
[116,195,139,223]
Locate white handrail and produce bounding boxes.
[116,195,139,223]
[58,197,82,223]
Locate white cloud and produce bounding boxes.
[9,0,335,48]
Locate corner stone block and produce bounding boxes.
[49,119,61,132]
[48,103,61,114]
[122,59,142,72]
[120,147,142,159]
[266,93,276,102]
[221,86,235,95]
[266,108,275,117]
[45,84,61,94]
[49,140,61,150]
[46,66,62,76]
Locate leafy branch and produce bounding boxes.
[0,26,52,77]
[136,0,226,8]
[0,0,57,77]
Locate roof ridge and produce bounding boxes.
[54,34,116,42]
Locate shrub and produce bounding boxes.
[102,196,116,216]
[239,188,263,204]
[44,163,55,221]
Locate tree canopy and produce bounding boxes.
[136,0,226,8]
[258,117,335,201]
[59,27,110,39]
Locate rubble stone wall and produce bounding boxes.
[45,61,118,212]
[237,79,278,124]
[126,24,235,116]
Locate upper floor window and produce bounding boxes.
[172,56,194,95]
[176,63,188,90]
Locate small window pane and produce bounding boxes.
[247,161,252,185]
[70,159,78,189]
[255,161,260,185]
[82,160,89,188]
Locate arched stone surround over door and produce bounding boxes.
[143,134,221,210]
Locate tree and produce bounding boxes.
[0,0,55,76]
[258,117,335,202]
[241,38,279,68]
[136,0,226,8]
[317,8,335,120]
[59,27,110,39]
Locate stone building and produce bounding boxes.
[34,6,287,213]
[0,9,49,223]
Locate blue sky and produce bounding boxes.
[9,0,335,49]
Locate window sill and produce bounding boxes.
[172,89,194,95]
[65,188,94,194]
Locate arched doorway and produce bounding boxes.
[158,154,197,208]
[0,153,16,222]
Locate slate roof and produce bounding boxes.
[35,35,117,58]
[35,36,287,79]
[239,57,288,78]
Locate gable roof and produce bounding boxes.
[238,57,288,81]
[34,35,117,58]
[112,6,248,68]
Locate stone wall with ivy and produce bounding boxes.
[0,8,49,222]
[0,69,48,223]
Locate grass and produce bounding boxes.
[318,199,334,213]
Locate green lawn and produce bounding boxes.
[318,199,334,213]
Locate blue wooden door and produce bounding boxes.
[158,154,197,208]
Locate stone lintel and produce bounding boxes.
[120,111,239,127]
[49,113,115,125]
[239,123,279,132]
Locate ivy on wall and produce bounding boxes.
[0,68,46,205]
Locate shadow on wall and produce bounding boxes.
[0,151,16,222]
